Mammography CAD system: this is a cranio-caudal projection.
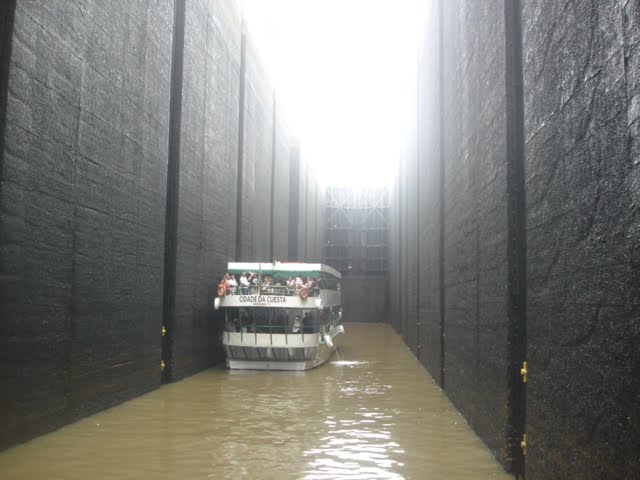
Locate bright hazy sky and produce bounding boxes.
[240,0,425,187]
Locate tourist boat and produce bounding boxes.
[214,262,344,370]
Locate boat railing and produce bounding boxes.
[225,285,321,297]
[225,319,321,335]
[223,315,342,345]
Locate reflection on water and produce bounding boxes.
[0,323,512,479]
[331,361,369,367]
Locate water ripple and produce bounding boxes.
[0,323,512,480]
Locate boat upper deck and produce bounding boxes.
[214,262,342,310]
[227,262,341,279]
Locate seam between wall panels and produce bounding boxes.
[162,0,186,384]
[504,0,527,477]
[0,1,16,187]
[269,95,276,261]
[235,20,247,260]
[438,0,446,389]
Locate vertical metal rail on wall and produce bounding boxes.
[161,0,186,384]
[235,19,247,261]
[504,0,527,477]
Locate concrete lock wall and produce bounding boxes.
[0,0,311,451]
[392,0,513,467]
[284,141,324,265]
[314,177,326,262]
[287,142,301,261]
[295,153,324,262]
[523,1,640,478]
[0,0,175,450]
[391,0,640,478]
[240,32,272,261]
[341,275,387,324]
[304,168,322,262]
[170,0,241,380]
[272,114,291,262]
[441,1,512,469]
[297,154,309,260]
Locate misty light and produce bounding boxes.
[240,0,426,187]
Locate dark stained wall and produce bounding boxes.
[389,168,402,333]
[297,154,309,259]
[239,34,273,262]
[403,91,420,356]
[289,154,323,263]
[0,0,310,451]
[415,0,443,383]
[341,275,387,324]
[287,142,301,261]
[271,114,291,262]
[523,1,640,478]
[170,0,241,380]
[310,175,326,262]
[305,170,318,260]
[0,0,174,449]
[392,0,640,478]
[392,0,512,467]
[440,0,511,467]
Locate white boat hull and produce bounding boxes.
[227,343,335,371]
[223,326,344,371]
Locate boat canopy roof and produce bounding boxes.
[227,262,341,280]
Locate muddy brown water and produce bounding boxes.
[0,323,512,479]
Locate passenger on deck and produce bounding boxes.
[292,315,301,333]
[285,277,295,294]
[261,275,274,294]
[303,312,314,333]
[227,275,238,294]
[239,272,250,293]
[220,273,230,292]
[294,276,304,291]
[249,272,260,293]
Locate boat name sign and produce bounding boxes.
[238,295,288,306]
